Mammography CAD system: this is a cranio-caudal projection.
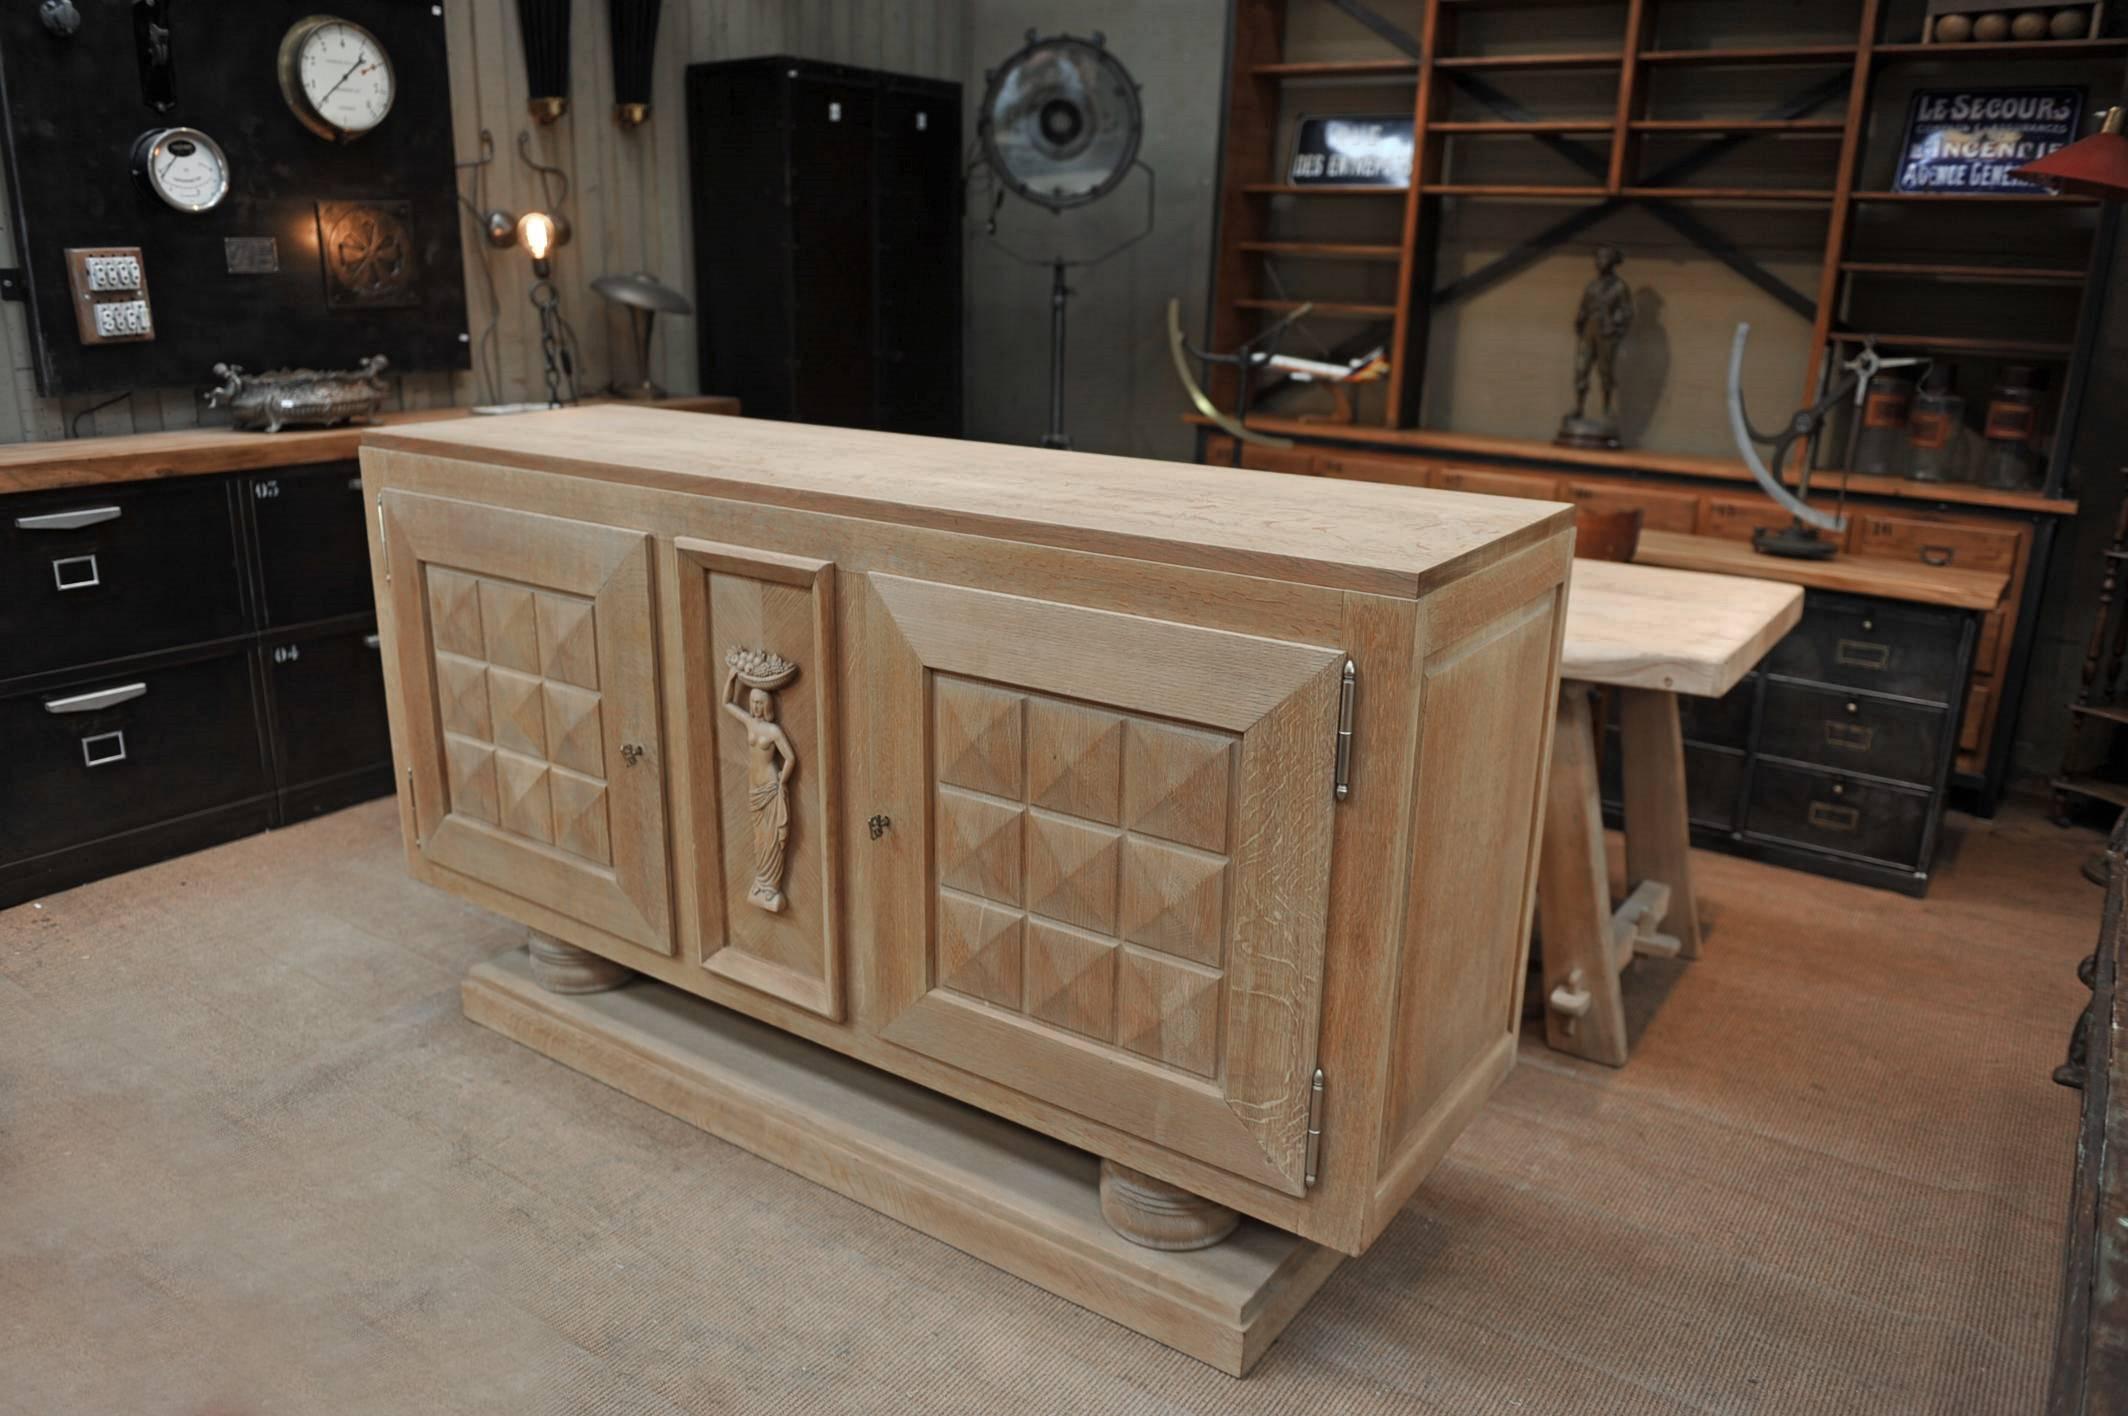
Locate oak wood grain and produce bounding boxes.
[1564,557,1805,696]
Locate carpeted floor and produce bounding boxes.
[0,798,2099,1414]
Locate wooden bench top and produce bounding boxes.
[1633,530,2009,613]
[1563,558,1805,698]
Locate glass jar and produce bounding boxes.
[1977,375,2042,491]
[1852,375,1913,477]
[1907,384,1966,483]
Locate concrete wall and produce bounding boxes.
[0,1,965,443]
[958,2,1228,459]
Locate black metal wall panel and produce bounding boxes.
[0,1,469,395]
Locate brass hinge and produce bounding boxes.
[1333,658,1356,801]
[1304,1065,1326,1189]
[376,496,390,581]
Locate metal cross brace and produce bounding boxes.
[1324,0,1841,319]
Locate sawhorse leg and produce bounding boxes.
[1539,686,1629,1065]
[1618,687,1703,959]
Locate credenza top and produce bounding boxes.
[364,407,1572,600]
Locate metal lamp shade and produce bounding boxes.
[2012,107,2128,200]
[978,34,1143,211]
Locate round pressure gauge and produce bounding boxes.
[131,127,231,213]
[278,15,396,141]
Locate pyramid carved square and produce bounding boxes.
[549,766,612,864]
[936,786,1023,906]
[1025,811,1120,936]
[935,677,1023,799]
[1118,948,1222,1078]
[542,682,605,778]
[443,733,497,826]
[495,750,553,845]
[486,667,548,758]
[536,591,600,689]
[1120,837,1227,968]
[1027,697,1123,824]
[937,890,1023,1008]
[427,568,484,659]
[435,652,492,740]
[477,579,541,674]
[1025,920,1117,1042]
[1123,720,1233,854]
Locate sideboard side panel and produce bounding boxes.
[1372,533,1570,1233]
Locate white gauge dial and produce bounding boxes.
[280,17,395,141]
[132,127,231,213]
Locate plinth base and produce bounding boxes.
[1555,413,1621,450]
[462,947,1342,1376]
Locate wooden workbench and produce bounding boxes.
[0,394,741,494]
[1540,559,1805,1066]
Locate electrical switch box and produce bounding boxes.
[65,246,154,345]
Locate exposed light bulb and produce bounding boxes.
[518,210,556,261]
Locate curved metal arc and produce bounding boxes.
[1726,323,1845,534]
[1166,299,1295,450]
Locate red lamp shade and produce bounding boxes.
[2012,107,2128,200]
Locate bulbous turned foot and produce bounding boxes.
[526,929,632,994]
[1098,1160,1240,1251]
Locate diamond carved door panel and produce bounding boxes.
[862,573,1343,1196]
[380,492,671,953]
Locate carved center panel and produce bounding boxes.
[426,565,613,865]
[931,673,1236,1078]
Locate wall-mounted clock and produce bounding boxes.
[278,15,396,142]
[131,126,230,212]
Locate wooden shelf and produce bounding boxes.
[1234,298,1398,317]
[1637,45,1858,66]
[1841,260,2089,284]
[1237,241,1403,261]
[1432,51,1623,71]
[1830,331,2077,357]
[2054,773,2128,810]
[1850,190,2098,204]
[1431,120,1614,134]
[1421,183,1608,198]
[1184,414,2080,515]
[1627,118,1846,133]
[1621,186,1834,202]
[1250,58,1418,78]
[1873,38,2128,62]
[1242,183,1407,197]
[1634,531,2008,611]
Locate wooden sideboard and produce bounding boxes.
[362,406,1572,1257]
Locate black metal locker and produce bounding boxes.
[687,57,963,437]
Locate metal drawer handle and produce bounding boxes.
[1807,801,1860,833]
[1920,545,1955,567]
[1834,638,1890,671]
[1824,721,1874,752]
[52,553,100,591]
[347,477,363,492]
[16,505,121,531]
[80,730,127,768]
[363,633,381,650]
[45,682,147,714]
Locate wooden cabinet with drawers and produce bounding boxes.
[0,455,393,906]
[364,406,1574,1257]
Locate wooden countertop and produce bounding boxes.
[366,406,1576,601]
[1563,559,1805,697]
[0,395,740,496]
[1632,530,2009,613]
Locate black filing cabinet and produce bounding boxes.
[1602,590,1975,895]
[1,460,391,906]
[687,56,961,436]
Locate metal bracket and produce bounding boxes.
[1303,1066,1326,1188]
[1334,658,1357,801]
[0,268,24,302]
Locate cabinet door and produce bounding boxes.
[380,492,672,953]
[862,573,1344,1196]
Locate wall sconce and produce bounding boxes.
[518,0,573,123]
[608,0,663,128]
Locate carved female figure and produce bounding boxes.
[722,649,800,913]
